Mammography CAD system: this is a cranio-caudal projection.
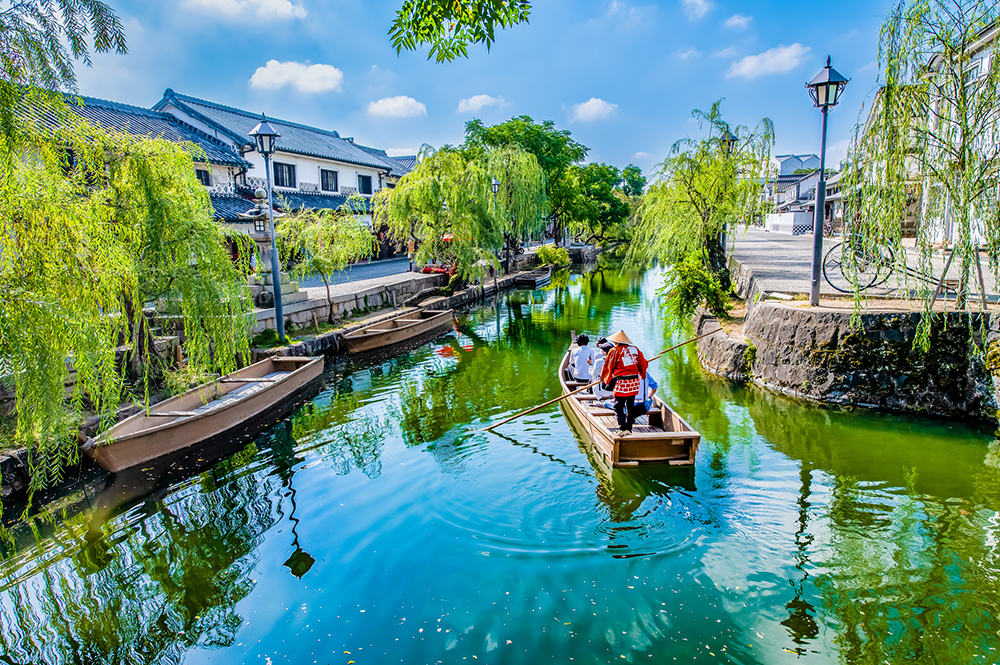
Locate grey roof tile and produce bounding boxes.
[156,89,398,172]
[68,94,249,167]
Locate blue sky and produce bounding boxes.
[76,0,888,174]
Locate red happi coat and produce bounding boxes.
[600,344,648,397]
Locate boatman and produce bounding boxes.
[599,330,648,436]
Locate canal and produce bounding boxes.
[2,265,999,664]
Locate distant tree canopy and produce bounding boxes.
[621,164,646,197]
[389,0,531,62]
[373,145,545,281]
[463,115,635,245]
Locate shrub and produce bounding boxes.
[658,258,731,327]
[536,244,570,266]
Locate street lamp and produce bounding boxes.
[248,115,285,342]
[806,56,849,306]
[720,129,737,155]
[491,177,501,194]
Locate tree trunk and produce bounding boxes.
[322,274,335,324]
[706,235,731,291]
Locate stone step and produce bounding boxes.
[264,272,292,286]
[281,290,309,306]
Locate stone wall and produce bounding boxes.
[695,304,999,422]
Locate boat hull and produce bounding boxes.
[558,351,699,468]
[514,267,552,289]
[85,356,324,473]
[342,309,454,354]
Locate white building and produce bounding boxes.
[153,89,415,257]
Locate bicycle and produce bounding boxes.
[822,234,896,293]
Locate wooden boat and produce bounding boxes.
[558,346,700,468]
[83,356,323,473]
[514,267,552,289]
[341,308,454,354]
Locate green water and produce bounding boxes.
[2,265,1000,664]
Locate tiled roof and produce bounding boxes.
[68,94,249,167]
[392,155,417,171]
[270,190,371,213]
[155,89,395,172]
[354,144,413,178]
[210,193,255,222]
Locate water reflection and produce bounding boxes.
[1,263,1000,664]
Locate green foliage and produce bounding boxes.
[389,0,531,62]
[535,244,570,266]
[743,342,757,369]
[630,100,774,290]
[161,365,217,396]
[277,194,377,322]
[846,0,1000,347]
[463,115,588,242]
[575,162,632,244]
[373,144,545,281]
[620,164,646,197]
[1,108,254,497]
[657,259,731,329]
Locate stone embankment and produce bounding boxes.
[694,257,999,422]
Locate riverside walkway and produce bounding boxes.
[731,227,998,304]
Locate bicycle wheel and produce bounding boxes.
[823,239,884,293]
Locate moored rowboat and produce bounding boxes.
[514,267,552,289]
[341,308,454,354]
[83,356,323,473]
[558,345,700,468]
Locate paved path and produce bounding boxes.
[731,227,997,301]
[299,269,435,302]
[296,257,410,289]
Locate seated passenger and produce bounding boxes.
[569,334,596,381]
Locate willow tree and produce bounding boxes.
[277,195,378,323]
[0,2,255,501]
[629,101,774,316]
[372,145,545,282]
[846,0,1000,343]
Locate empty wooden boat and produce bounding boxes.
[83,356,323,473]
[558,345,700,468]
[341,308,454,354]
[514,267,552,289]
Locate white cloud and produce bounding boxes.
[249,60,344,93]
[712,47,738,58]
[724,13,752,29]
[827,139,850,164]
[607,0,624,14]
[367,96,427,118]
[569,97,618,122]
[682,0,711,20]
[633,151,649,159]
[457,94,506,113]
[182,0,306,20]
[677,48,701,60]
[726,43,812,79]
[386,148,418,157]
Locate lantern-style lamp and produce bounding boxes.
[806,57,849,307]
[247,115,286,342]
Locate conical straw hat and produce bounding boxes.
[607,330,633,345]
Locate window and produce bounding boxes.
[321,169,338,192]
[357,174,373,195]
[254,218,267,233]
[195,169,212,187]
[274,162,296,188]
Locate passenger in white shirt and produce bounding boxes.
[569,334,597,381]
[592,337,614,400]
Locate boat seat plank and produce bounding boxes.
[149,411,200,417]
[221,377,280,383]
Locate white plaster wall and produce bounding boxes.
[241,151,386,195]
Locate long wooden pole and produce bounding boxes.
[478,327,724,432]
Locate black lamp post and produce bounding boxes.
[248,116,285,341]
[806,56,849,306]
[719,129,738,249]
